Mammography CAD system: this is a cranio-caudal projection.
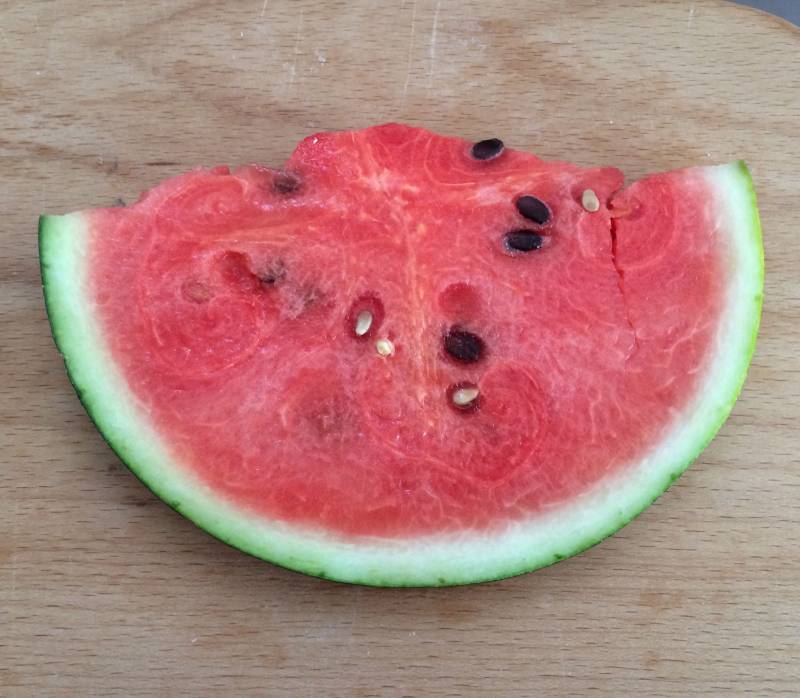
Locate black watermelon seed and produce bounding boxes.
[444,327,485,363]
[471,138,505,161]
[504,230,543,252]
[516,195,550,224]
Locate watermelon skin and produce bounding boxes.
[39,134,762,586]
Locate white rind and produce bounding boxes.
[40,162,762,586]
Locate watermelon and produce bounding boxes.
[39,124,762,586]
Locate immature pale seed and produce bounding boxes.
[355,310,373,336]
[582,189,600,212]
[376,338,394,356]
[452,386,480,406]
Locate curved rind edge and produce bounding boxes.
[38,161,763,587]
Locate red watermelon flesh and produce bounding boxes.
[40,124,762,584]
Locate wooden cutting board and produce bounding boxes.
[1,1,798,695]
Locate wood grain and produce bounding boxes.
[1,1,798,695]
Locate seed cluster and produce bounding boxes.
[347,137,600,412]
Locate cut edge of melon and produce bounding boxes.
[39,161,763,587]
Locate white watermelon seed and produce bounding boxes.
[452,386,480,406]
[355,310,373,336]
[376,338,394,356]
[582,189,600,212]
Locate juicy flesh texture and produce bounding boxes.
[89,124,723,537]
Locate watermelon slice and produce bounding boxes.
[39,124,762,586]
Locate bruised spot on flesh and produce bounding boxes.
[181,280,212,303]
[280,283,326,319]
[217,252,289,297]
[257,259,287,286]
[273,171,302,195]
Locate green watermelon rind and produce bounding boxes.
[38,161,763,587]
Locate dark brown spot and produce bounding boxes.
[504,230,543,253]
[273,171,301,194]
[471,138,504,161]
[182,280,212,303]
[516,195,550,224]
[257,259,287,285]
[443,327,484,363]
[279,282,328,319]
[297,286,321,310]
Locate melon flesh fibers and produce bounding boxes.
[39,124,762,585]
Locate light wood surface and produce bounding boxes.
[2,1,798,695]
